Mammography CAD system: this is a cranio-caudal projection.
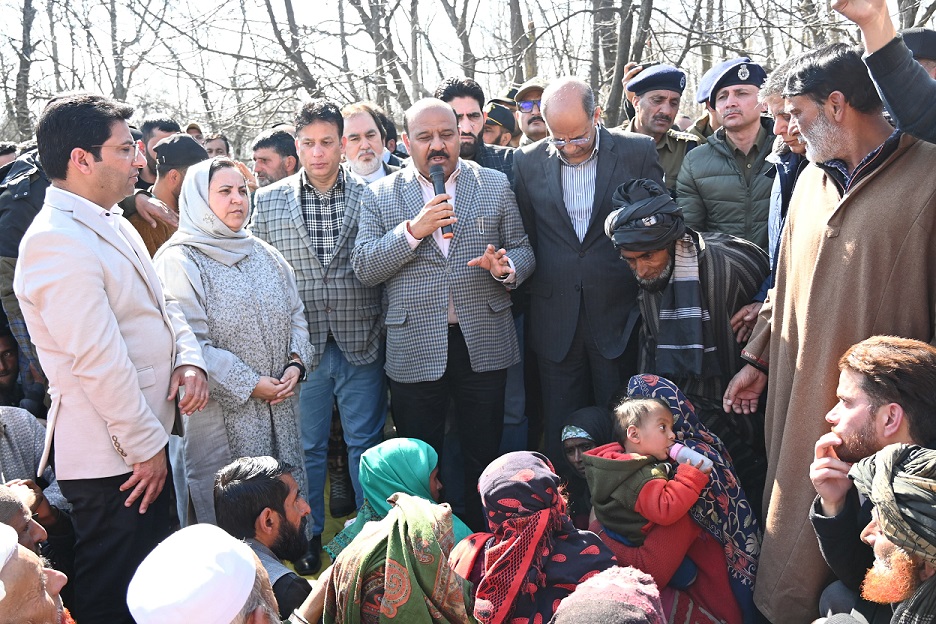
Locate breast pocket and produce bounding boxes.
[137,366,157,389]
[472,210,501,248]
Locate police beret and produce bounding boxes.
[154,133,209,170]
[901,28,936,61]
[626,64,687,96]
[705,58,767,106]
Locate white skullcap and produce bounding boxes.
[0,523,20,601]
[127,523,257,624]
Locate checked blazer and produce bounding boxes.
[250,168,383,369]
[351,160,535,384]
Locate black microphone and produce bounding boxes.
[429,164,454,239]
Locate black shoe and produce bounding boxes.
[329,456,357,518]
[293,535,322,576]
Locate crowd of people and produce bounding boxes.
[2,0,936,621]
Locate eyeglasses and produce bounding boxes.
[517,100,542,113]
[548,125,595,149]
[90,141,144,160]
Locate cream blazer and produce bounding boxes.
[14,187,205,480]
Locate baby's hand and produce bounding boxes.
[691,458,713,475]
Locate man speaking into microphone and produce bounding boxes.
[352,98,534,529]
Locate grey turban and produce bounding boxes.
[850,443,936,566]
[604,179,685,252]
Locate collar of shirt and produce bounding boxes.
[301,166,345,198]
[48,186,124,232]
[415,159,462,193]
[821,129,902,192]
[724,124,768,158]
[554,125,602,167]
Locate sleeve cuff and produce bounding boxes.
[403,221,422,249]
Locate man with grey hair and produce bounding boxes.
[512,77,663,466]
[723,43,936,622]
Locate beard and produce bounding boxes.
[459,131,480,159]
[834,415,881,463]
[275,515,309,563]
[349,150,383,176]
[634,254,675,293]
[861,546,921,604]
[801,109,839,164]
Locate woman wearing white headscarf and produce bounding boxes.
[154,157,314,525]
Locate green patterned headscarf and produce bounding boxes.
[850,443,936,567]
[323,492,476,624]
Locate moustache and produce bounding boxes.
[428,149,449,160]
[357,149,376,158]
[653,114,673,124]
[529,115,544,124]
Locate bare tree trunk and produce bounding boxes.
[597,0,617,80]
[262,0,321,97]
[109,0,128,100]
[525,16,537,79]
[605,0,635,127]
[590,0,601,89]
[410,0,421,103]
[630,0,654,61]
[510,0,529,85]
[338,0,361,102]
[14,0,36,139]
[701,0,715,73]
[439,0,477,77]
[46,0,64,93]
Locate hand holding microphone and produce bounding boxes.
[430,164,454,239]
[408,164,457,240]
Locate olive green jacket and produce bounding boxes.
[675,116,774,249]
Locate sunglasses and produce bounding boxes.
[517,100,542,113]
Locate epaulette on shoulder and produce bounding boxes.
[668,129,699,143]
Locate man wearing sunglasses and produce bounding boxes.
[514,77,549,146]
[512,77,664,468]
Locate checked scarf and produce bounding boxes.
[655,234,721,379]
[851,444,936,623]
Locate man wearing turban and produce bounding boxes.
[846,444,936,622]
[605,178,768,503]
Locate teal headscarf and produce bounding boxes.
[326,438,473,558]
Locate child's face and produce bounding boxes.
[634,404,677,461]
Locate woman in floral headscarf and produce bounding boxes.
[450,451,615,624]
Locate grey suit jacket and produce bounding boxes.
[351,160,535,383]
[250,170,383,368]
[14,186,205,480]
[512,126,664,362]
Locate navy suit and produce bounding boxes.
[512,126,664,463]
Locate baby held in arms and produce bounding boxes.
[584,398,711,589]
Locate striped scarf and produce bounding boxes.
[655,234,720,378]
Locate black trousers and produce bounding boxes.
[58,457,171,624]
[389,324,506,532]
[538,307,639,469]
